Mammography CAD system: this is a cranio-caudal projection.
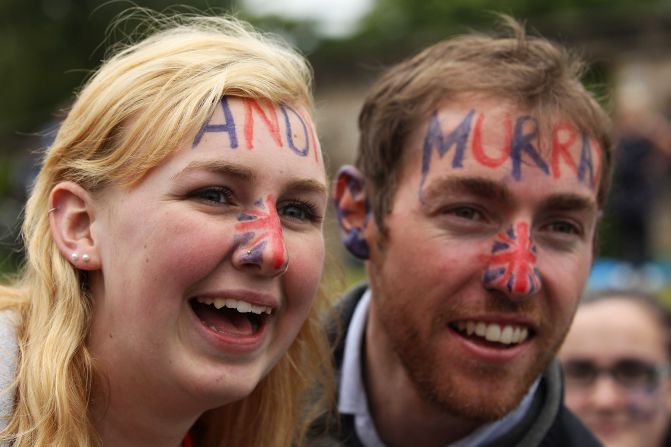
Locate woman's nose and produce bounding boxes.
[233,195,289,277]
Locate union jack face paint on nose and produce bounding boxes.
[235,195,288,271]
[482,222,541,296]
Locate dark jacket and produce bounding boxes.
[309,283,601,447]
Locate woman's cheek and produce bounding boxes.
[284,235,324,307]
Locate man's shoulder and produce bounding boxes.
[534,362,601,446]
[537,404,601,447]
[488,360,601,447]
[334,282,369,321]
[326,282,368,367]
[307,283,368,447]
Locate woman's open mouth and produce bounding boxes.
[190,297,273,337]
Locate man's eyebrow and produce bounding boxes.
[173,160,255,182]
[539,193,597,214]
[423,176,513,204]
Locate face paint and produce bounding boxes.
[243,98,283,149]
[510,116,549,180]
[234,195,288,271]
[551,122,579,179]
[420,110,474,194]
[280,105,310,157]
[334,166,370,259]
[472,112,512,168]
[342,227,369,260]
[481,222,541,297]
[193,96,238,148]
[417,109,602,198]
[192,97,320,162]
[624,384,666,422]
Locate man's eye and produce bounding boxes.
[190,187,234,204]
[278,200,321,223]
[546,221,579,235]
[449,206,483,220]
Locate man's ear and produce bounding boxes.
[333,165,370,259]
[48,181,101,270]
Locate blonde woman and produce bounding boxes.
[0,12,332,447]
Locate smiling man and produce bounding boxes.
[319,17,612,447]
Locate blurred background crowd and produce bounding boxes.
[4,0,671,299]
[3,1,671,446]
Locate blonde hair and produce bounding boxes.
[0,11,332,446]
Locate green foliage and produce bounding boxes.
[0,0,234,139]
[308,0,671,82]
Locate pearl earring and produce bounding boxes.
[82,254,90,263]
[71,253,79,262]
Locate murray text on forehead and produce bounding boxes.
[419,109,602,195]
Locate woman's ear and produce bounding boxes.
[48,181,101,270]
[333,165,370,260]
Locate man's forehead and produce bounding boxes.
[411,100,602,201]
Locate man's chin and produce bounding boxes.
[408,362,542,422]
[445,397,523,422]
[431,384,531,422]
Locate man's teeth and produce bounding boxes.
[454,321,529,345]
[195,297,272,315]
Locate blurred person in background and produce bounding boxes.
[560,289,671,447]
[607,93,671,266]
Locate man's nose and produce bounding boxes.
[233,195,289,277]
[481,221,541,300]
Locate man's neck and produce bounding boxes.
[364,303,481,447]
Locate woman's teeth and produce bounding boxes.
[195,297,272,315]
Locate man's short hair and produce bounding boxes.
[356,16,612,233]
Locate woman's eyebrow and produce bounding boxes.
[172,160,326,196]
[172,160,255,182]
[283,178,328,196]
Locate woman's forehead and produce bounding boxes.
[566,300,668,359]
[192,96,322,164]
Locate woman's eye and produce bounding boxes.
[190,187,234,204]
[278,200,321,223]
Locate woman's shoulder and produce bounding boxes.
[0,308,19,382]
[0,308,19,432]
[0,308,19,344]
